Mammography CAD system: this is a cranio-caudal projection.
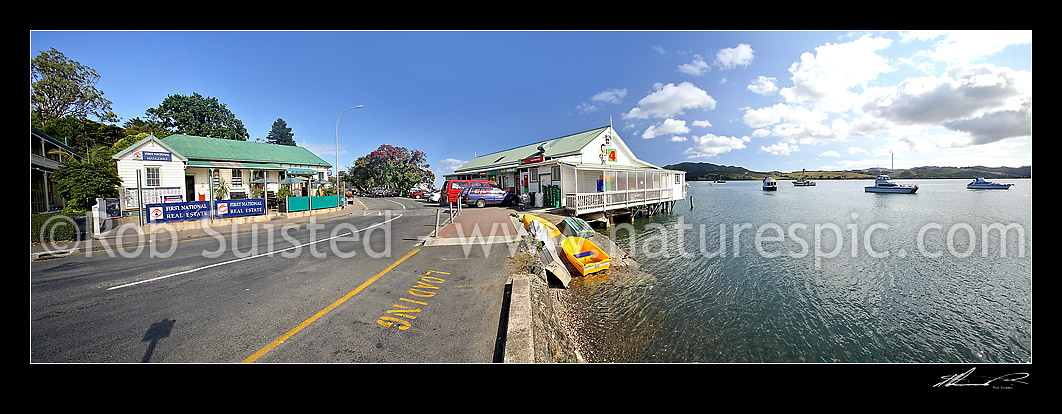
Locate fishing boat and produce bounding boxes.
[762,177,777,191]
[792,169,816,186]
[864,175,917,193]
[967,177,1013,190]
[521,214,560,238]
[560,236,611,276]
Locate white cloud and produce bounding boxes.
[678,55,711,76]
[747,76,779,96]
[624,82,717,119]
[643,118,691,139]
[670,136,688,142]
[861,63,1031,145]
[780,35,894,112]
[906,30,1032,64]
[716,43,754,69]
[692,120,712,128]
[847,146,867,154]
[759,142,798,156]
[818,150,840,157]
[684,133,750,158]
[577,88,628,114]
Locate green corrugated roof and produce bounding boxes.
[454,126,608,173]
[162,134,331,167]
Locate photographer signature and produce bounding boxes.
[934,367,1029,389]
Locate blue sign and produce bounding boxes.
[134,150,172,162]
[145,201,210,223]
[215,199,265,218]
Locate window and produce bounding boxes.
[231,169,243,187]
[551,166,560,178]
[145,166,161,187]
[530,169,538,182]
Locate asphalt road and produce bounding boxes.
[30,197,514,363]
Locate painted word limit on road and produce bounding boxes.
[377,271,449,331]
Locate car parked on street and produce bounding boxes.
[461,186,517,207]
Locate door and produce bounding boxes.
[185,175,196,203]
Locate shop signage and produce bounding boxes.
[133,150,172,162]
[145,201,211,223]
[521,155,544,164]
[215,199,265,218]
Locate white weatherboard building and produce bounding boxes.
[112,134,333,218]
[446,126,687,218]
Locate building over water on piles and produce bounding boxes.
[445,125,687,222]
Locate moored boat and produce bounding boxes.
[864,175,917,193]
[967,177,1013,189]
[762,177,777,191]
[560,236,611,276]
[792,169,816,186]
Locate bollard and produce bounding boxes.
[690,195,694,209]
[435,208,440,237]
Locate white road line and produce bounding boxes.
[382,198,407,209]
[106,214,403,291]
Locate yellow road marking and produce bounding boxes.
[241,248,420,363]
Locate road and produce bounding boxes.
[30,197,515,363]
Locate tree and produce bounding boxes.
[32,116,126,155]
[145,92,249,140]
[30,48,118,124]
[50,146,122,211]
[266,118,296,146]
[347,145,433,193]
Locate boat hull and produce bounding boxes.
[967,184,1012,189]
[560,236,611,276]
[521,214,560,238]
[865,186,918,193]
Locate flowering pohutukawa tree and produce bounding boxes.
[346,144,434,194]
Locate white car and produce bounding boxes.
[427,191,441,203]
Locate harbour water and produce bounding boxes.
[563,178,1032,363]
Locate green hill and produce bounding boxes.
[664,162,1031,181]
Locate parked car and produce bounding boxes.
[427,190,441,203]
[439,179,496,205]
[461,186,518,208]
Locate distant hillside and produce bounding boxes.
[664,162,1032,181]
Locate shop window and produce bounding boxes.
[530,169,538,182]
[551,166,560,178]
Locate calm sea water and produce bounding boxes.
[564,178,1032,363]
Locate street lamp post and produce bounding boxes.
[336,105,364,209]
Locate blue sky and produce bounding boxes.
[30,30,1032,185]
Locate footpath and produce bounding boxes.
[30,198,578,363]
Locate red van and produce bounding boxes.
[440,179,497,204]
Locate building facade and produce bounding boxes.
[112,134,331,216]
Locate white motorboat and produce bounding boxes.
[864,175,917,193]
[762,177,777,191]
[967,177,1013,189]
[792,169,815,186]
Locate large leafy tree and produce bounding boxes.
[266,118,296,146]
[30,48,118,124]
[145,92,249,140]
[50,146,122,211]
[346,145,433,193]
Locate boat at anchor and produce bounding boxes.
[967,177,1013,189]
[865,175,917,194]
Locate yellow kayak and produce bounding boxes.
[560,236,611,276]
[521,214,560,238]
